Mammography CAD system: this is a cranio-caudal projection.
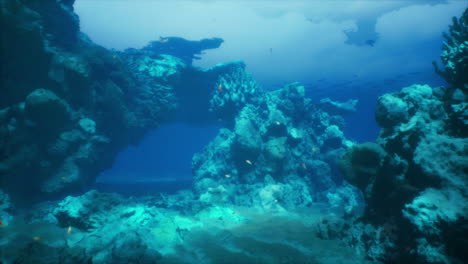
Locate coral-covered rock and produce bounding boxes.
[193,81,360,213]
[339,142,386,196]
[403,188,467,236]
[209,66,264,122]
[25,89,70,131]
[413,134,468,186]
[0,0,236,203]
[433,8,468,90]
[375,94,408,128]
[340,10,468,263]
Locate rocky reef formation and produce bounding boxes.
[0,0,234,204]
[194,80,362,215]
[1,0,466,263]
[338,9,468,264]
[0,0,369,263]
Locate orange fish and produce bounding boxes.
[301,163,307,169]
[224,174,231,178]
[67,226,72,234]
[217,84,223,93]
[33,236,41,241]
[245,160,253,165]
[0,221,4,227]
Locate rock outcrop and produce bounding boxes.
[194,80,363,215]
[339,9,468,263]
[0,0,233,204]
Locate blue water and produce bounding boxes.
[98,123,220,183]
[78,0,461,184]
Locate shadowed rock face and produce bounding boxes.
[0,0,231,205]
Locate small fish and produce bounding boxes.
[301,163,307,169]
[275,121,281,125]
[233,211,239,215]
[274,199,278,203]
[0,221,4,227]
[67,226,72,234]
[224,174,231,178]
[33,236,41,241]
[217,84,223,93]
[245,160,253,165]
[160,38,168,43]
[312,147,317,153]
[61,176,67,180]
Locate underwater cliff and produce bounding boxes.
[0,0,467,264]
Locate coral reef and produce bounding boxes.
[1,0,466,263]
[338,9,468,263]
[432,8,467,138]
[195,81,362,216]
[433,8,467,90]
[340,83,467,263]
[209,65,264,123]
[0,0,235,204]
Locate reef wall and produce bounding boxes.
[338,8,467,263]
[0,0,232,204]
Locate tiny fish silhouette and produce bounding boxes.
[245,160,253,165]
[217,84,223,93]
